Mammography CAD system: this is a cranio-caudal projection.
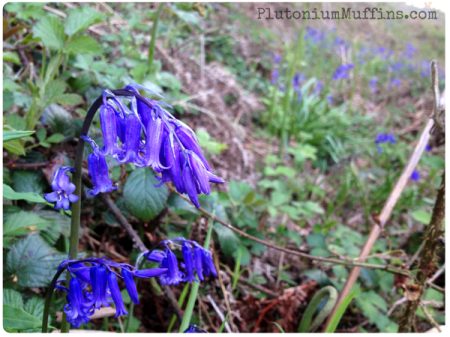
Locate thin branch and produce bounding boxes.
[206,294,232,333]
[168,186,410,277]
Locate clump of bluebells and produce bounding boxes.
[375,133,396,153]
[56,237,217,328]
[44,83,224,210]
[145,237,217,285]
[55,256,167,327]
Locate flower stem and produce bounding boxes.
[148,3,164,72]
[42,266,67,333]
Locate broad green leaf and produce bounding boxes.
[2,184,48,204]
[36,128,47,142]
[3,211,50,236]
[3,140,25,155]
[65,35,102,55]
[24,297,46,321]
[3,289,24,309]
[32,16,65,49]
[73,54,94,70]
[3,130,34,142]
[4,167,12,185]
[3,91,14,111]
[41,104,75,138]
[411,210,432,225]
[167,193,199,215]
[36,210,75,238]
[46,133,65,143]
[68,73,92,93]
[123,167,168,222]
[5,114,26,130]
[12,170,47,195]
[6,234,66,287]
[44,54,63,84]
[64,5,105,36]
[3,79,24,92]
[53,93,84,106]
[44,79,67,100]
[3,51,21,64]
[213,222,240,257]
[3,304,42,330]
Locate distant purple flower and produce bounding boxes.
[411,170,420,181]
[44,166,79,211]
[370,77,378,94]
[426,144,431,152]
[421,60,431,78]
[274,55,281,64]
[389,78,402,89]
[375,133,395,153]
[405,42,418,60]
[314,81,323,95]
[271,69,279,85]
[333,64,354,81]
[327,95,333,104]
[292,73,305,91]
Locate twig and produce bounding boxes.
[398,173,445,332]
[206,294,232,333]
[323,116,435,331]
[275,252,285,290]
[427,263,445,284]
[99,2,127,24]
[253,299,280,333]
[197,294,219,332]
[430,60,444,135]
[117,316,125,333]
[387,297,407,317]
[420,305,442,332]
[168,186,410,277]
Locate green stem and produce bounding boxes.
[179,218,214,332]
[42,266,68,333]
[232,247,242,290]
[148,3,164,71]
[298,286,338,333]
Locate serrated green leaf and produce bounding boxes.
[2,183,47,204]
[3,79,24,92]
[12,170,47,195]
[65,35,102,55]
[3,211,50,236]
[3,304,43,330]
[3,289,24,309]
[3,91,14,111]
[6,234,66,287]
[33,16,65,49]
[44,79,67,100]
[68,73,92,93]
[53,93,83,106]
[5,114,26,131]
[41,104,75,138]
[24,297,46,321]
[64,5,105,36]
[3,140,25,155]
[3,130,34,142]
[3,51,21,64]
[46,133,65,143]
[123,167,168,222]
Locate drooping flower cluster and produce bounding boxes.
[145,238,217,286]
[44,166,79,211]
[375,133,396,153]
[56,256,167,327]
[78,83,224,208]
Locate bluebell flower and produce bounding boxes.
[107,272,128,317]
[389,78,401,89]
[271,69,279,85]
[78,84,225,208]
[44,166,79,211]
[185,325,208,333]
[55,254,168,326]
[411,170,420,181]
[327,95,333,104]
[421,60,431,78]
[63,278,95,328]
[83,137,117,196]
[274,55,281,64]
[370,77,378,94]
[404,42,418,60]
[314,81,323,96]
[292,73,305,91]
[145,238,217,285]
[90,266,111,309]
[426,144,431,152]
[332,64,354,81]
[182,243,198,283]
